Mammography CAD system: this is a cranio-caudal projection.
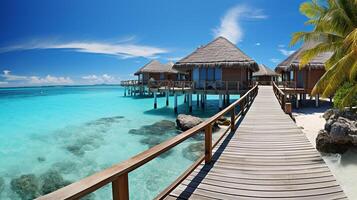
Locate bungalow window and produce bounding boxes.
[160,73,165,80]
[193,66,222,88]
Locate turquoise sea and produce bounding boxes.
[0,85,237,200]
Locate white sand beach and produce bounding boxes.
[294,105,357,200]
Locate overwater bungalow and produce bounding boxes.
[252,64,278,85]
[149,36,259,112]
[275,42,332,107]
[120,60,185,96]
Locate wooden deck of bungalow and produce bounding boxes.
[37,84,346,200]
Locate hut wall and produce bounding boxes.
[222,68,247,82]
[306,69,325,92]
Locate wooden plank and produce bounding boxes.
[165,86,346,200]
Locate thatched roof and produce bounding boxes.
[174,37,259,72]
[134,60,178,75]
[275,42,333,73]
[253,64,278,77]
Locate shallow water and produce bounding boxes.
[0,86,237,199]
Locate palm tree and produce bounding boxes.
[290,0,357,107]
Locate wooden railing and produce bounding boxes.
[147,80,194,90]
[255,80,273,85]
[275,81,297,90]
[273,81,291,114]
[148,80,248,92]
[37,84,259,200]
[120,80,142,86]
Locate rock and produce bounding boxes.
[182,142,204,161]
[37,157,46,162]
[329,121,351,143]
[316,130,351,154]
[324,119,334,132]
[40,170,71,195]
[86,116,124,126]
[317,108,357,154]
[323,109,338,120]
[176,114,203,131]
[0,177,4,193]
[11,174,41,200]
[217,117,230,126]
[129,120,177,136]
[65,144,85,157]
[52,161,78,174]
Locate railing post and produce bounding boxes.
[231,107,236,132]
[205,123,212,164]
[112,173,129,200]
[240,99,245,116]
[282,94,286,110]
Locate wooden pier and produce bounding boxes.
[37,85,346,200]
[161,86,346,200]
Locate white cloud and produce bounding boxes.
[270,58,281,63]
[29,75,73,84]
[213,5,267,44]
[82,74,117,84]
[166,56,183,61]
[0,39,169,59]
[279,49,295,56]
[255,43,261,46]
[0,81,8,85]
[2,70,28,81]
[278,44,286,48]
[1,70,73,85]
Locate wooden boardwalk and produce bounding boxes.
[164,86,346,200]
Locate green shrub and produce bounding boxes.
[333,82,357,109]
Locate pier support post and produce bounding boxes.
[124,87,126,97]
[223,95,226,106]
[154,93,157,109]
[315,94,319,107]
[184,94,187,103]
[197,94,199,106]
[174,93,178,113]
[166,91,169,106]
[227,94,230,105]
[296,95,299,109]
[219,94,223,110]
[189,94,192,112]
[201,94,205,108]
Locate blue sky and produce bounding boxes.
[0,0,310,87]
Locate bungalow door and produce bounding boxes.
[297,71,304,88]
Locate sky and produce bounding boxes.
[0,0,311,87]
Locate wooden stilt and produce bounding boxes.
[174,93,178,113]
[189,94,192,112]
[154,93,157,109]
[166,91,169,106]
[219,94,223,110]
[196,94,199,106]
[124,87,126,96]
[315,94,319,107]
[296,95,299,109]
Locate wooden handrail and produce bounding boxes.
[148,80,243,91]
[37,84,259,200]
[272,81,287,112]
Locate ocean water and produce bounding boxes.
[0,86,237,200]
